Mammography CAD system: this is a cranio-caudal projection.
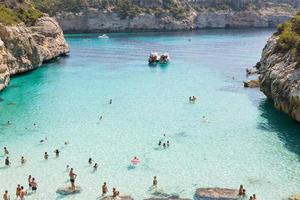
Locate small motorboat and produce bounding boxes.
[98,34,109,39]
[148,52,159,64]
[159,53,170,64]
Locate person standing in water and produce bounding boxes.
[3,190,9,200]
[54,149,60,157]
[44,152,48,160]
[109,99,112,104]
[21,156,26,164]
[5,157,10,166]
[93,163,98,170]
[28,175,32,189]
[4,147,9,155]
[102,182,108,196]
[16,185,21,199]
[88,158,92,165]
[31,178,37,192]
[69,168,77,190]
[20,187,26,200]
[153,176,158,187]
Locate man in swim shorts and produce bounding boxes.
[31,178,37,192]
[69,168,77,190]
[3,190,9,200]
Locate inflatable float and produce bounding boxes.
[131,158,140,165]
[56,186,82,195]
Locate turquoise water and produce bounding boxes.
[0,30,300,200]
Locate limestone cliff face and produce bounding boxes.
[258,36,300,121]
[53,5,296,33]
[0,16,69,91]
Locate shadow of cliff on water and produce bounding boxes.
[258,99,300,159]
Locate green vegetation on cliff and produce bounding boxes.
[277,12,300,67]
[0,1,43,26]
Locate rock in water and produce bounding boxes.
[194,188,239,200]
[244,79,260,88]
[56,186,82,195]
[100,196,134,200]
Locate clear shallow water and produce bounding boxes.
[0,30,300,200]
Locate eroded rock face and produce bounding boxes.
[0,16,69,91]
[55,8,295,33]
[194,188,239,200]
[244,79,260,88]
[258,36,300,122]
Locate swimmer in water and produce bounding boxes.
[3,190,9,200]
[88,158,92,165]
[253,194,256,200]
[54,149,60,157]
[163,143,166,148]
[93,163,98,170]
[7,121,11,125]
[99,116,103,121]
[102,182,108,196]
[21,156,26,164]
[158,141,161,146]
[167,141,170,147]
[33,123,38,127]
[153,176,158,187]
[64,141,69,145]
[5,157,10,166]
[4,147,9,155]
[109,99,112,104]
[44,152,48,160]
[40,137,47,143]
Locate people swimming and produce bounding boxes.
[4,147,9,155]
[3,190,9,200]
[21,156,26,164]
[109,99,112,104]
[44,152,48,160]
[40,137,47,143]
[189,96,197,103]
[99,116,103,121]
[31,178,37,192]
[93,163,98,170]
[69,168,77,190]
[54,149,60,157]
[5,157,10,166]
[102,182,108,196]
[88,158,92,165]
[64,141,69,145]
[152,176,158,187]
[163,143,166,148]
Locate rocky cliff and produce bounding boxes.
[33,0,298,33]
[257,13,300,121]
[0,5,69,91]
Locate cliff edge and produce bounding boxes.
[0,2,69,91]
[258,12,300,121]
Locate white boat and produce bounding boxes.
[159,53,170,64]
[98,34,109,39]
[148,52,159,64]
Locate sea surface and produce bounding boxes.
[0,30,300,200]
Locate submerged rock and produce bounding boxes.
[194,188,239,200]
[56,186,82,195]
[244,79,260,88]
[289,194,300,200]
[100,196,134,200]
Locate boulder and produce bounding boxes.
[289,194,300,200]
[244,79,260,88]
[195,188,239,200]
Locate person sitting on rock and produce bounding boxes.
[102,182,108,196]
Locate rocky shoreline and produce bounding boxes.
[0,16,69,91]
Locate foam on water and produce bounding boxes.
[0,30,300,200]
